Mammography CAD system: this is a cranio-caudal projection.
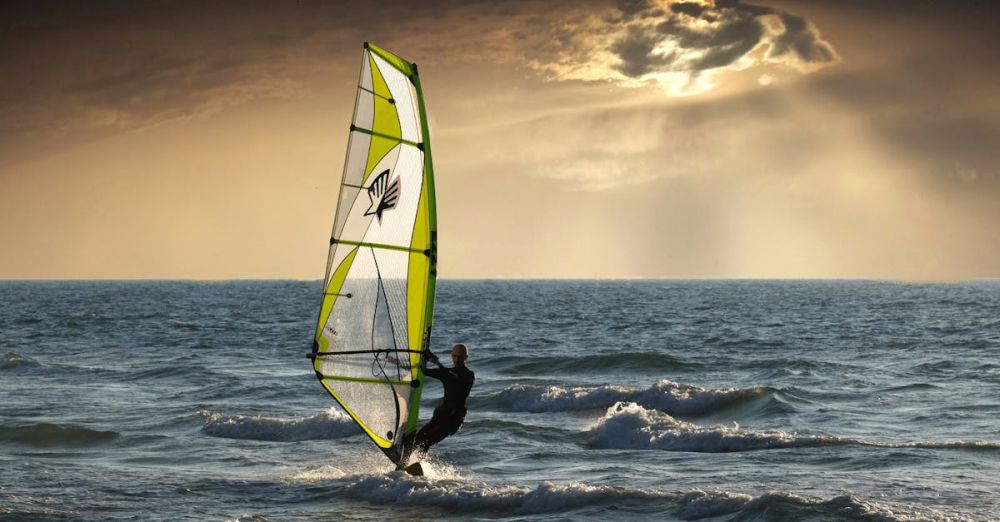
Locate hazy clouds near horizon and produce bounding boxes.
[1,0,998,279]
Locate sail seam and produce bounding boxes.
[350,125,422,149]
[359,85,393,103]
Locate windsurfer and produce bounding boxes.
[400,343,475,465]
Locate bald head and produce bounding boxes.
[450,343,469,365]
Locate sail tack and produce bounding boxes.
[312,42,437,462]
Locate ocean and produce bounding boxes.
[1,280,998,521]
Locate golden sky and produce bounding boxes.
[1,0,998,279]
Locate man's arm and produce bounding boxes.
[423,366,446,381]
[419,349,439,379]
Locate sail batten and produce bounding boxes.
[312,42,436,464]
[349,126,422,148]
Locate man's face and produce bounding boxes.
[450,346,465,364]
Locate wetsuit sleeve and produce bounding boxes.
[423,366,456,384]
[423,367,445,382]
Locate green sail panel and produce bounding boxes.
[312,42,437,463]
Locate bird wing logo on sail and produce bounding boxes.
[364,169,400,223]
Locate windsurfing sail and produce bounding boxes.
[310,42,437,465]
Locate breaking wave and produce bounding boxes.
[200,409,359,442]
[493,380,775,416]
[588,402,841,452]
[588,402,1000,454]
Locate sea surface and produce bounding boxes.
[1,280,999,521]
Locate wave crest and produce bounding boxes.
[588,402,842,452]
[200,409,359,441]
[1,352,42,371]
[490,352,698,375]
[588,402,1000,454]
[495,380,771,416]
[341,475,669,514]
[677,490,950,521]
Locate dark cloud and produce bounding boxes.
[0,0,598,155]
[618,0,658,20]
[662,15,765,70]
[611,26,674,77]
[0,2,345,137]
[768,13,837,64]
[0,0,838,155]
[669,2,706,18]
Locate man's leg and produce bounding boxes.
[412,415,464,454]
[412,418,447,454]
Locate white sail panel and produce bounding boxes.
[361,145,424,248]
[370,53,421,143]
[353,89,375,130]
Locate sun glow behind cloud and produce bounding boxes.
[530,0,838,96]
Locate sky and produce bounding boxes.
[1,0,998,280]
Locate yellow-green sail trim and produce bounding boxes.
[365,42,414,77]
[321,375,409,386]
[401,59,438,437]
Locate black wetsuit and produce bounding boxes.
[409,362,475,455]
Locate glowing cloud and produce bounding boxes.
[531,0,839,95]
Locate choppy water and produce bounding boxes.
[1,280,999,521]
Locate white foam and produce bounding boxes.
[907,440,1000,450]
[199,408,359,442]
[496,380,767,416]
[340,474,670,514]
[285,453,464,485]
[223,515,271,522]
[589,402,1000,454]
[588,402,840,452]
[337,473,958,520]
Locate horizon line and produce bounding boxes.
[1,277,997,284]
